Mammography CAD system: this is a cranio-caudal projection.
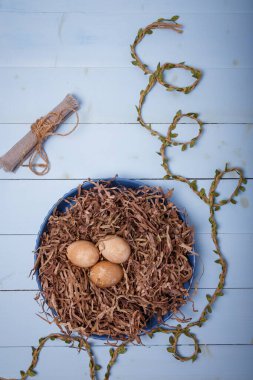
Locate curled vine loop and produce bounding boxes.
[131,16,183,75]
[132,15,247,364]
[157,62,202,93]
[166,110,204,150]
[136,71,203,149]
[209,165,247,210]
[168,329,200,362]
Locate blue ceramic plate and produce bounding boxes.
[35,178,195,339]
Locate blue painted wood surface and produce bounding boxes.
[0,1,252,379]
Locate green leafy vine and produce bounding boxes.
[131,16,247,363]
[1,15,247,380]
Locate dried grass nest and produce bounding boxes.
[34,179,195,341]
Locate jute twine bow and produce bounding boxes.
[25,109,79,176]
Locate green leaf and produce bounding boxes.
[213,250,219,254]
[50,337,55,341]
[148,332,154,338]
[192,70,201,79]
[109,348,115,358]
[20,370,26,377]
[215,169,221,176]
[230,198,237,204]
[190,139,196,148]
[64,340,71,344]
[242,178,247,184]
[175,109,182,117]
[146,29,153,34]
[192,355,197,362]
[190,180,198,191]
[215,259,222,264]
[199,188,206,197]
[28,369,37,377]
[207,305,212,313]
[184,87,191,94]
[181,144,187,151]
[156,151,161,156]
[31,346,36,354]
[170,133,178,138]
[187,112,199,118]
[219,199,227,205]
[89,361,93,369]
[138,28,143,36]
[206,294,212,302]
[239,186,245,192]
[131,60,138,66]
[169,336,175,345]
[167,347,174,353]
[217,291,224,296]
[171,15,180,22]
[163,175,171,180]
[95,364,102,371]
[38,337,45,344]
[198,346,202,353]
[118,346,127,354]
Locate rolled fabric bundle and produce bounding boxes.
[0,94,79,175]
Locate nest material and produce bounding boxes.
[34,180,194,340]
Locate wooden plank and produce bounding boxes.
[0,123,252,179]
[0,68,252,124]
[0,179,251,234]
[1,233,253,290]
[0,13,252,68]
[0,289,252,346]
[0,345,253,380]
[0,0,252,13]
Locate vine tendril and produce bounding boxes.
[131,15,247,363]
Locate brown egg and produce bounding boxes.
[98,235,131,264]
[90,261,124,288]
[67,240,99,268]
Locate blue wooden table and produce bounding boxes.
[0,1,253,379]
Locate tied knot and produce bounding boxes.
[28,109,79,176]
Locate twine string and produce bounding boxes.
[24,109,79,176]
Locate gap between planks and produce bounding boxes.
[0,178,252,181]
[0,65,253,68]
[1,122,252,124]
[1,343,253,349]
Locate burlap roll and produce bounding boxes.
[0,94,79,173]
